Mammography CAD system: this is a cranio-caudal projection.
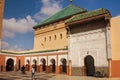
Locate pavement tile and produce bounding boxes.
[0,72,120,80]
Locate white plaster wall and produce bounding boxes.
[5,56,16,66]
[25,57,30,65]
[31,57,38,65]
[106,28,112,59]
[48,55,56,65]
[69,29,108,67]
[38,56,47,65]
[58,54,68,66]
[79,49,98,67]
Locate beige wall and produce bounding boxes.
[110,16,120,60]
[34,21,68,51]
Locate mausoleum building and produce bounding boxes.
[0,1,120,77]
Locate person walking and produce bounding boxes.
[21,65,25,74]
[31,66,35,80]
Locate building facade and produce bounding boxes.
[0,3,120,77]
[110,16,120,77]
[66,8,111,76]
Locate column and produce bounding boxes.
[106,27,112,59]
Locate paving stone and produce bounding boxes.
[0,72,119,80]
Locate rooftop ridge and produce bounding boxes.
[33,4,87,29]
[66,8,110,24]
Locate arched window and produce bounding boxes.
[49,36,51,41]
[60,34,62,39]
[54,35,56,40]
[44,37,46,42]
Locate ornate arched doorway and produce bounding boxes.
[41,58,46,71]
[61,58,67,73]
[84,55,95,76]
[50,59,56,72]
[6,58,14,71]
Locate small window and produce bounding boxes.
[49,36,51,41]
[60,34,62,39]
[44,37,46,42]
[54,35,56,40]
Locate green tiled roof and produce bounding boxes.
[66,8,109,24]
[33,4,87,29]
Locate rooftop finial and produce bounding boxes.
[70,0,72,4]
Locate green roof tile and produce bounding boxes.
[66,8,109,24]
[33,4,87,29]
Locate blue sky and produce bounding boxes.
[2,0,120,51]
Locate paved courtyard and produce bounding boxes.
[0,72,120,80]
